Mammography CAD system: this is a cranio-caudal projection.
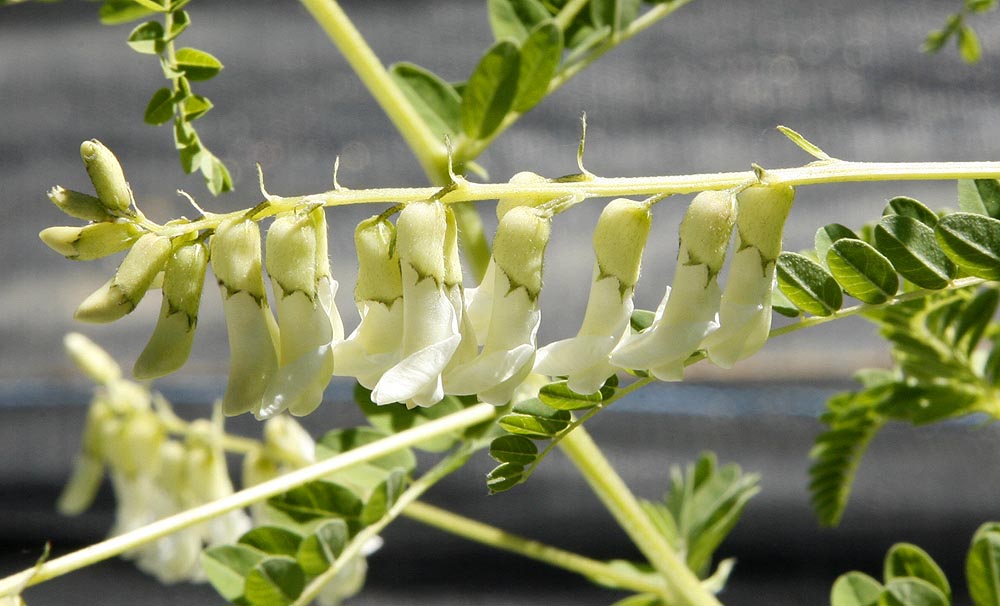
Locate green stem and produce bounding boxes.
[558,426,721,606]
[297,0,450,182]
[554,0,591,31]
[0,403,498,598]
[402,500,669,597]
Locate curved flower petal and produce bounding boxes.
[702,247,774,368]
[464,260,496,345]
[333,299,404,389]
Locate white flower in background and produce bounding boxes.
[703,184,795,368]
[261,207,344,418]
[445,205,551,405]
[212,216,280,417]
[333,215,405,389]
[371,201,463,408]
[315,536,383,606]
[535,198,652,394]
[611,190,736,381]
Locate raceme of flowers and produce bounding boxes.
[40,140,797,416]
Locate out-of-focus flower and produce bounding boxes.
[212,216,280,417]
[535,198,652,394]
[445,206,551,405]
[315,536,383,606]
[611,190,736,381]
[703,184,795,367]
[260,207,344,418]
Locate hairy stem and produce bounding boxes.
[0,403,498,598]
[559,426,721,606]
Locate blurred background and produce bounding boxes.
[3,0,1000,603]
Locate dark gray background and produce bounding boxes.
[3,1,1000,604]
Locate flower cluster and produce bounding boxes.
[42,142,796,415]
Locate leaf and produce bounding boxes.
[936,212,1000,279]
[461,40,521,140]
[882,196,939,228]
[630,308,657,331]
[959,179,1000,219]
[876,383,979,425]
[958,24,982,64]
[316,427,416,476]
[267,481,363,523]
[143,87,176,125]
[244,556,305,606]
[881,577,949,606]
[967,524,1000,606]
[296,520,348,576]
[239,527,303,558]
[201,544,266,603]
[816,223,859,269]
[497,397,572,439]
[487,0,551,42]
[355,383,468,452]
[512,21,563,113]
[166,9,190,41]
[99,0,156,24]
[126,20,165,55]
[884,543,950,598]
[390,62,462,139]
[203,153,233,195]
[128,0,166,12]
[174,47,223,81]
[770,284,802,317]
[776,252,843,316]
[181,94,213,121]
[564,24,612,65]
[830,572,883,606]
[874,215,955,290]
[487,462,527,493]
[490,434,538,465]
[590,0,642,32]
[777,125,833,161]
[826,239,898,304]
[952,287,998,354]
[360,469,407,525]
[537,380,603,411]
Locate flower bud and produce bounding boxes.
[39,221,143,260]
[396,201,447,282]
[593,198,652,291]
[679,190,736,273]
[64,332,121,385]
[134,239,209,379]
[353,216,402,304]
[48,186,113,222]
[733,184,795,261]
[212,217,280,416]
[263,414,315,466]
[80,139,133,212]
[493,206,550,299]
[75,233,172,323]
[57,454,104,516]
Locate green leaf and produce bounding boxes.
[776,252,843,316]
[166,9,190,40]
[512,21,562,113]
[936,212,1000,279]
[390,62,462,139]
[239,527,303,558]
[497,397,571,439]
[126,20,165,55]
[830,572,883,606]
[826,239,898,304]
[967,525,1000,606]
[630,308,656,331]
[181,94,213,121]
[129,0,166,12]
[174,47,223,81]
[958,24,982,64]
[203,153,233,195]
[244,556,305,606]
[770,284,802,317]
[564,25,612,65]
[874,215,955,290]
[143,87,176,125]
[267,481,363,524]
[487,0,551,42]
[486,462,527,493]
[316,427,416,476]
[201,544,266,603]
[537,380,603,411]
[882,196,939,228]
[881,577,949,606]
[876,383,978,425]
[296,520,348,576]
[959,179,1000,219]
[816,223,860,269]
[360,469,407,525]
[461,40,521,140]
[952,287,998,354]
[590,0,641,32]
[884,543,950,598]
[489,434,538,465]
[99,0,155,24]
[355,383,467,452]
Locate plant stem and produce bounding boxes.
[402,500,670,596]
[0,403,498,598]
[558,425,721,606]
[297,0,450,182]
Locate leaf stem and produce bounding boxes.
[402,500,669,596]
[0,403,498,598]
[558,425,721,606]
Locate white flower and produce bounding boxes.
[611,191,736,381]
[261,207,344,418]
[371,201,463,408]
[315,536,382,606]
[445,206,550,405]
[703,184,795,368]
[535,198,651,394]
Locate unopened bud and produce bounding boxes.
[212,217,267,299]
[354,216,402,304]
[80,139,133,212]
[134,240,209,379]
[492,205,550,298]
[735,184,796,261]
[267,210,321,299]
[75,233,172,323]
[396,201,447,282]
[64,332,121,384]
[48,186,113,222]
[593,198,652,291]
[496,171,548,220]
[39,221,143,260]
[56,454,104,516]
[679,191,736,273]
[263,415,315,466]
